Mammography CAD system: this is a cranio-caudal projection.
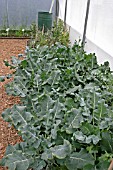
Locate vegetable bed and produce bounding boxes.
[0,20,113,169]
[0,30,31,38]
[0,39,28,170]
[0,41,113,169]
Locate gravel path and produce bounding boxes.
[0,39,28,170]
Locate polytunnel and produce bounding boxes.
[0,1,113,170]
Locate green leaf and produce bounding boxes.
[74,131,85,141]
[65,98,75,110]
[1,146,30,170]
[41,150,53,161]
[4,60,11,67]
[66,86,81,95]
[94,99,108,120]
[83,164,96,170]
[90,135,101,145]
[2,108,12,122]
[51,140,71,159]
[0,76,5,82]
[81,122,94,135]
[21,60,28,68]
[66,108,83,129]
[100,131,113,153]
[97,160,109,170]
[32,158,46,170]
[65,149,94,170]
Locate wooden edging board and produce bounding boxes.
[0,37,30,39]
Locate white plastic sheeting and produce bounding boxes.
[59,0,113,57]
[58,0,66,21]
[86,0,113,57]
[66,0,87,36]
[59,0,87,36]
[58,0,113,69]
[0,0,55,27]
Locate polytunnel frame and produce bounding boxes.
[56,0,91,48]
[6,0,9,27]
[82,0,91,47]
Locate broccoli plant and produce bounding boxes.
[0,42,113,170]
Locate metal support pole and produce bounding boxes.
[64,0,68,26]
[82,0,91,47]
[49,0,55,13]
[55,0,59,22]
[6,0,9,27]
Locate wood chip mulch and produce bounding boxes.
[0,39,28,170]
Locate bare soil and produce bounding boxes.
[0,39,28,170]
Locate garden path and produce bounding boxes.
[0,39,28,170]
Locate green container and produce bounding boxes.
[38,12,52,32]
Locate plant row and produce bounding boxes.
[0,22,113,170]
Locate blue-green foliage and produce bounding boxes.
[0,42,113,170]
